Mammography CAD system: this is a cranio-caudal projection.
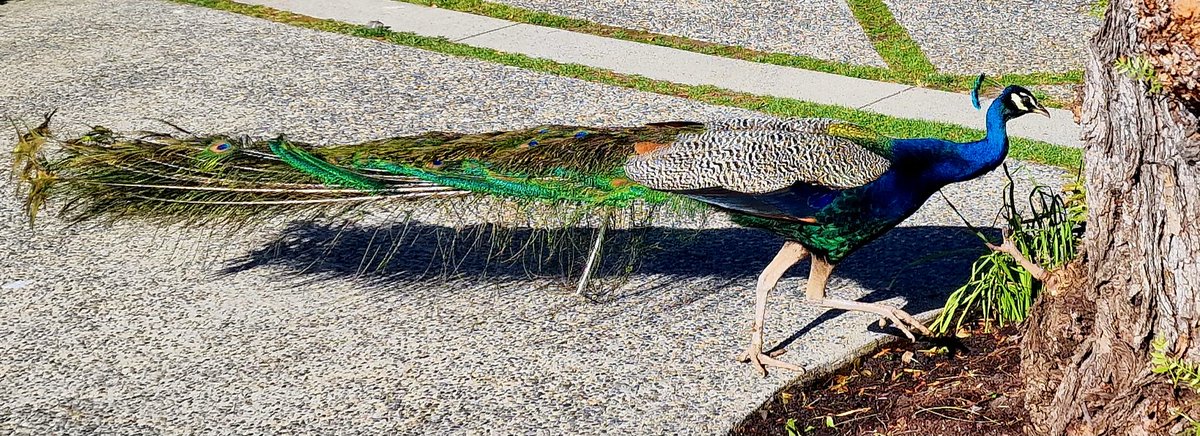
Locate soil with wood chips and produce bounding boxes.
[733,325,1028,435]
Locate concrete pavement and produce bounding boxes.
[244,0,1083,148]
[0,0,1071,434]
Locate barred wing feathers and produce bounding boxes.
[624,118,893,193]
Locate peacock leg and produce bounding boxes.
[736,241,809,376]
[804,256,931,341]
[575,212,611,297]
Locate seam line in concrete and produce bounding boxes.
[856,85,915,110]
[454,23,521,43]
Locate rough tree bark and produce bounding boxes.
[1021,0,1200,434]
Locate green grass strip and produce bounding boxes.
[172,0,1082,172]
[393,0,1081,100]
[844,0,936,75]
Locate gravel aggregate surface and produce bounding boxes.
[884,0,1100,74]
[1039,83,1082,104]
[1,0,1064,434]
[488,0,887,67]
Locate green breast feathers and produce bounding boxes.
[624,118,894,193]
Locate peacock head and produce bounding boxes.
[998,85,1050,120]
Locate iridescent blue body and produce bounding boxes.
[699,88,1021,262]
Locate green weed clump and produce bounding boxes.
[930,168,1084,334]
[1151,337,1200,393]
[1115,56,1164,93]
[1150,337,1200,435]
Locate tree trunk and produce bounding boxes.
[1021,0,1200,434]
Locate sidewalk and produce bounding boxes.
[0,0,1071,434]
[244,0,1084,148]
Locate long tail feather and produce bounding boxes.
[14,118,702,226]
[268,136,384,191]
[12,111,56,224]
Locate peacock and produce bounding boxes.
[12,84,1048,376]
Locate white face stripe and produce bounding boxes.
[1010,92,1029,111]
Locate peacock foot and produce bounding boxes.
[875,307,932,341]
[736,345,803,377]
[817,298,931,341]
[878,307,931,341]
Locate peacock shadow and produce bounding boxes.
[223,220,999,341]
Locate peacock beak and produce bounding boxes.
[1032,104,1050,118]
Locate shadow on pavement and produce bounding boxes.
[224,220,997,338]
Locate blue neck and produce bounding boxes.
[894,95,1010,186]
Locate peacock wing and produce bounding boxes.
[623,118,893,194]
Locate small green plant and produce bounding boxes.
[1062,178,1087,224]
[782,415,839,435]
[1150,337,1200,435]
[1089,0,1108,18]
[930,167,1083,334]
[785,418,800,436]
[1150,337,1200,393]
[1115,56,1164,93]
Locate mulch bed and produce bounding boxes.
[733,325,1028,435]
